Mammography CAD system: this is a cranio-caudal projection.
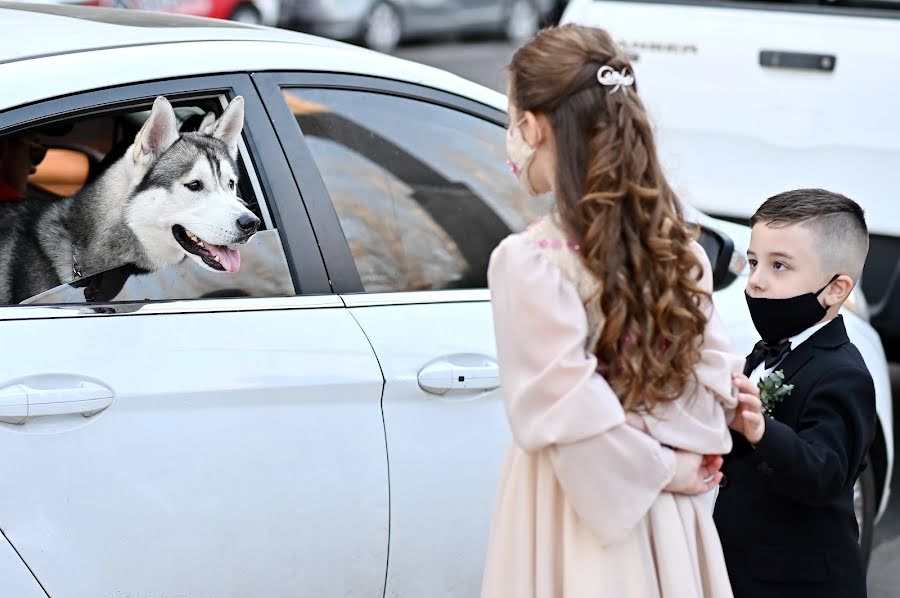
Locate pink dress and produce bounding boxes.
[481,218,742,598]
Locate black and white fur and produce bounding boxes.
[0,96,259,304]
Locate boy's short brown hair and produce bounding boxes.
[751,188,869,283]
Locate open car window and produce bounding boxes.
[1,95,294,307]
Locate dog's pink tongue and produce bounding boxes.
[206,244,241,273]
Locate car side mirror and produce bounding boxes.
[697,225,737,292]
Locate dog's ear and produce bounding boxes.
[202,96,244,160]
[133,96,179,165]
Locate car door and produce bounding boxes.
[258,72,752,597]
[258,72,553,597]
[0,75,388,598]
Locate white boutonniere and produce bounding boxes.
[757,370,794,416]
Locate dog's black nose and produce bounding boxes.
[237,214,260,234]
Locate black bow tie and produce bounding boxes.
[749,339,792,371]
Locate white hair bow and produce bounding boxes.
[597,65,634,94]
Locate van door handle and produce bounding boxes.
[0,379,114,423]
[759,50,836,72]
[418,355,500,395]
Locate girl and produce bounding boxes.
[482,24,743,598]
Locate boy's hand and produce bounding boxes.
[664,450,724,495]
[731,373,765,444]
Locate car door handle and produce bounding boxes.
[418,354,500,395]
[759,50,836,72]
[0,379,114,424]
[0,386,27,424]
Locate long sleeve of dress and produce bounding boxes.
[488,234,677,546]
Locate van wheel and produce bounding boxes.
[506,0,539,43]
[230,4,262,25]
[363,2,402,53]
[855,464,876,568]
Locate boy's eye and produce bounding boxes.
[747,259,757,269]
[773,261,787,271]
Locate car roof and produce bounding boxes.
[0,1,344,65]
[0,2,508,114]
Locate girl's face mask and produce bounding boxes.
[506,116,539,196]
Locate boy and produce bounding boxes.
[714,189,876,598]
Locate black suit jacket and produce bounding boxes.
[713,316,876,598]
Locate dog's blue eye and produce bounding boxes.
[185,180,203,192]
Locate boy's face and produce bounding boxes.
[747,221,829,300]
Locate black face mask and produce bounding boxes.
[745,274,839,344]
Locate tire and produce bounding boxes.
[506,0,540,43]
[230,4,262,25]
[855,464,876,568]
[363,2,402,54]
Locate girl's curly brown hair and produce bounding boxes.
[510,24,709,411]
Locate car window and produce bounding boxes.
[282,88,552,293]
[0,97,294,307]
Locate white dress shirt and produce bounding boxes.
[748,318,833,385]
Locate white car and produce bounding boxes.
[0,3,892,597]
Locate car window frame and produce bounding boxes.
[253,72,510,296]
[0,73,332,311]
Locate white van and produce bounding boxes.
[562,0,900,358]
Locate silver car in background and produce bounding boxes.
[279,0,562,52]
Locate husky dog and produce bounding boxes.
[0,95,259,305]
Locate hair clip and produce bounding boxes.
[597,65,634,94]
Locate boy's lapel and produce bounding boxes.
[775,316,849,386]
[773,340,815,386]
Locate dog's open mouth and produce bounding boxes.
[172,225,241,273]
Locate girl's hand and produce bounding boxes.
[664,450,724,495]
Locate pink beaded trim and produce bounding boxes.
[536,238,581,252]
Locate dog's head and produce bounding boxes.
[125,96,260,273]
